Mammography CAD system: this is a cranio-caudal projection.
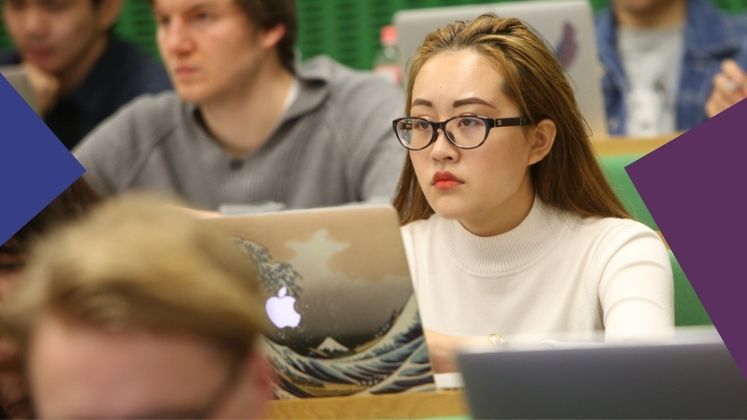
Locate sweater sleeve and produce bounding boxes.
[597,220,674,339]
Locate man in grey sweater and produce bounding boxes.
[74,0,405,212]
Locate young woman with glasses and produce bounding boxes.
[392,15,673,372]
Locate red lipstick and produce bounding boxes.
[432,171,463,189]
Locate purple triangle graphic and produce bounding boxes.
[627,99,747,379]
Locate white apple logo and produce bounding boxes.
[265,286,301,328]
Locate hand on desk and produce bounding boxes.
[706,59,747,118]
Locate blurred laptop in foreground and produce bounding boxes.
[458,327,747,418]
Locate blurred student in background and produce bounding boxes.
[0,178,100,418]
[0,195,273,418]
[393,14,673,372]
[74,0,405,212]
[0,0,171,149]
[595,0,747,136]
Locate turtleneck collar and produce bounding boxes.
[443,197,573,275]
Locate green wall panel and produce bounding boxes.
[114,0,159,58]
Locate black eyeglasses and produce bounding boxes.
[392,115,529,150]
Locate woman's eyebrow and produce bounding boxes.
[411,98,433,108]
[411,97,496,108]
[453,97,495,108]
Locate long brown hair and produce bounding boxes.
[393,15,627,225]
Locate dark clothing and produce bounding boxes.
[0,37,171,149]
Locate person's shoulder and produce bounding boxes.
[77,91,185,150]
[700,1,747,38]
[726,12,747,36]
[577,215,662,249]
[580,214,654,234]
[688,1,747,39]
[299,56,376,81]
[74,92,186,181]
[295,56,404,150]
[117,91,184,123]
[299,56,402,98]
[564,214,669,276]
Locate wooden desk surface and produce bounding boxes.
[267,390,468,419]
[591,133,680,155]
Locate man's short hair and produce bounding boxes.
[0,194,268,365]
[235,0,297,73]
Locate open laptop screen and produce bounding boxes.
[205,205,434,398]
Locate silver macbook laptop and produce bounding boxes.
[395,0,608,137]
[458,328,747,418]
[0,65,38,112]
[205,205,434,399]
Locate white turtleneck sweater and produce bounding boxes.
[401,198,673,341]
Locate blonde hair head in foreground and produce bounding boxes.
[0,193,267,365]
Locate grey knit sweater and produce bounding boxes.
[74,56,406,211]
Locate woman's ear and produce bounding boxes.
[528,119,556,165]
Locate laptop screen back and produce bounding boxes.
[457,330,747,418]
[395,0,608,137]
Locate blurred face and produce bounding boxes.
[154,0,276,105]
[408,49,543,236]
[30,316,269,418]
[2,0,107,76]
